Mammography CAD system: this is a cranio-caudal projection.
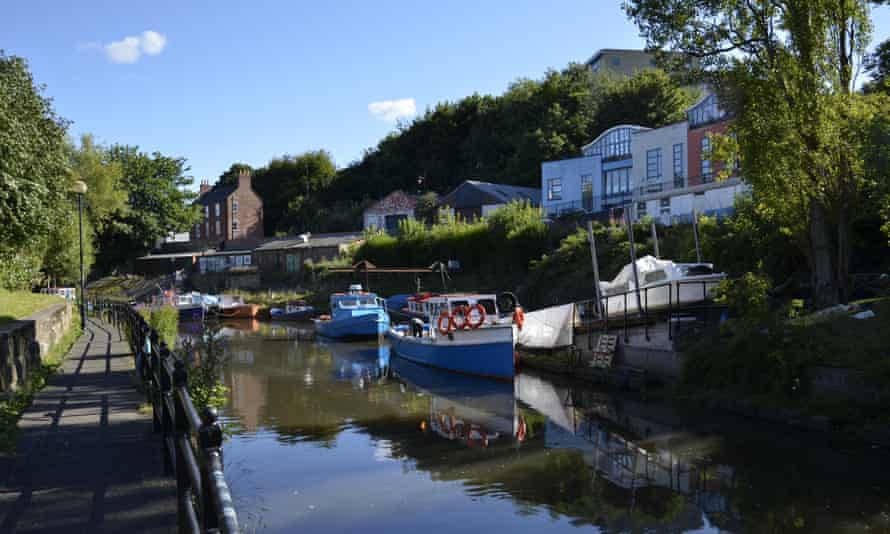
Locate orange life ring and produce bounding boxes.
[452,306,469,330]
[437,311,454,335]
[466,303,486,329]
[513,307,525,330]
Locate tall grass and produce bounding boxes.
[139,305,179,348]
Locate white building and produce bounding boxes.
[541,155,602,219]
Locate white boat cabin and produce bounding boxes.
[330,284,385,310]
[407,293,502,325]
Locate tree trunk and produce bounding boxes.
[809,202,838,308]
[836,208,850,303]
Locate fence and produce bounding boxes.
[91,300,240,534]
[574,278,726,346]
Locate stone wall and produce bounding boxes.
[0,301,73,393]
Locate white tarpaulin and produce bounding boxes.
[516,303,574,349]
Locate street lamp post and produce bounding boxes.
[70,180,88,331]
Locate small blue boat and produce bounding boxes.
[314,285,389,340]
[174,294,205,322]
[387,293,518,380]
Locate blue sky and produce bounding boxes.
[7,1,890,187]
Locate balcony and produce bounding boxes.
[544,192,633,220]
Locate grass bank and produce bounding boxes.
[0,291,67,324]
[0,311,82,452]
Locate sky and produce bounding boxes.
[7,1,890,188]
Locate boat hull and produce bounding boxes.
[315,312,389,340]
[178,305,204,322]
[218,304,260,319]
[270,308,315,321]
[388,326,515,380]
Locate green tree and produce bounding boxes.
[864,38,890,93]
[251,150,337,234]
[0,52,70,286]
[626,0,886,306]
[217,162,253,186]
[96,146,199,272]
[69,134,127,236]
[41,204,95,285]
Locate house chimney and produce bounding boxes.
[238,169,252,190]
[199,180,211,194]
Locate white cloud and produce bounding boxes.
[103,30,167,64]
[140,30,167,55]
[368,98,416,122]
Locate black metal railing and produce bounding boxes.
[575,278,726,345]
[90,300,240,534]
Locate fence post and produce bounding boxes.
[199,407,223,531]
[159,344,174,475]
[172,361,192,533]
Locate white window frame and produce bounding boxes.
[547,178,562,201]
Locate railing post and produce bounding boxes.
[172,361,193,533]
[160,345,174,475]
[199,407,223,531]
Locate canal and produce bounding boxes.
[209,321,890,533]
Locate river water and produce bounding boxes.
[210,321,890,533]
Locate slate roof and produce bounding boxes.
[254,232,363,252]
[440,180,541,209]
[194,184,237,205]
[364,190,417,214]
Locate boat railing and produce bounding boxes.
[575,278,726,345]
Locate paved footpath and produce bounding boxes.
[0,318,176,533]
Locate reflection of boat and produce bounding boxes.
[599,256,725,317]
[390,357,517,447]
[387,293,517,380]
[314,285,389,339]
[270,301,315,321]
[329,344,389,389]
[216,295,260,319]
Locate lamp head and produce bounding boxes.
[70,180,88,195]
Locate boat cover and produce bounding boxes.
[516,303,574,349]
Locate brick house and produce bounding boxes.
[686,93,732,187]
[190,170,263,246]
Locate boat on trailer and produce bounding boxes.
[314,284,389,339]
[598,255,725,318]
[387,293,522,380]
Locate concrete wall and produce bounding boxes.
[0,301,73,393]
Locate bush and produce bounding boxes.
[140,305,179,348]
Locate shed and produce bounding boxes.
[253,232,363,274]
[362,191,417,233]
[439,180,541,220]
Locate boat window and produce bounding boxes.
[644,270,668,284]
[477,299,496,315]
[681,265,714,276]
[450,300,469,310]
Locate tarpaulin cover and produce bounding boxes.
[516,303,574,349]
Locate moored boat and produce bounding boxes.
[269,300,316,321]
[387,293,522,380]
[216,294,260,319]
[599,255,725,318]
[174,293,204,322]
[314,285,389,339]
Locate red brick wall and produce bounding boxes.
[687,120,729,186]
[229,175,263,241]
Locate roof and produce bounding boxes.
[254,232,363,252]
[194,184,237,205]
[441,180,540,208]
[581,124,650,153]
[136,251,207,261]
[364,190,417,214]
[585,48,655,66]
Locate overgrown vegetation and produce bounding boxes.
[0,311,81,451]
[181,322,229,410]
[139,305,179,348]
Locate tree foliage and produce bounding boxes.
[325,66,697,208]
[626,0,888,306]
[69,134,127,236]
[0,52,70,283]
[251,150,337,234]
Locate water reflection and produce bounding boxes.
[220,333,890,534]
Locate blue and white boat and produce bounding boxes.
[387,293,519,380]
[175,293,205,322]
[314,285,389,339]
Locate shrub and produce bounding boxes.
[140,305,179,348]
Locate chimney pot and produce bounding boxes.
[199,181,211,194]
